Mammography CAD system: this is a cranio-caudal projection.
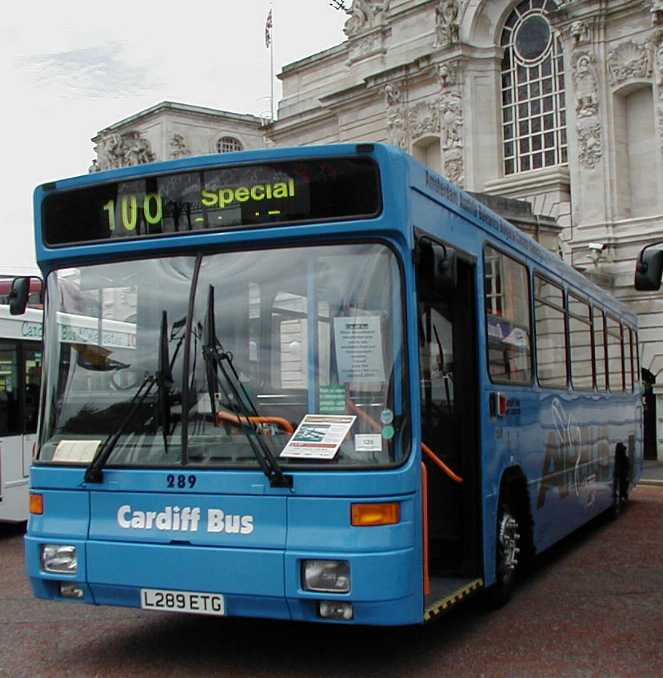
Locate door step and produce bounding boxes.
[424,577,483,621]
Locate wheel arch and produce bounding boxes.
[497,464,536,562]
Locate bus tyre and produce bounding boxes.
[610,444,629,520]
[486,497,521,608]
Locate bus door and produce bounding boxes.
[22,345,42,476]
[0,343,22,518]
[417,246,482,606]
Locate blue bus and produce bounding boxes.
[19,143,641,625]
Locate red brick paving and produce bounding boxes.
[1,487,662,677]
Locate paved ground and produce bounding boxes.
[642,459,663,483]
[2,486,663,678]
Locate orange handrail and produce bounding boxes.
[216,410,295,434]
[422,443,464,484]
[347,399,463,484]
[421,461,431,596]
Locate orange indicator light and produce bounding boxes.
[351,502,400,527]
[30,494,44,515]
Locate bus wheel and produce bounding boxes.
[610,444,629,520]
[486,497,521,608]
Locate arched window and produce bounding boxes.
[500,1,566,175]
[217,136,243,153]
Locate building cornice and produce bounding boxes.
[93,101,264,140]
[483,166,571,197]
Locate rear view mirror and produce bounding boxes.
[416,238,458,297]
[635,248,663,291]
[9,277,30,315]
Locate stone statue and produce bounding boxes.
[440,93,463,150]
[344,0,390,36]
[384,82,402,106]
[569,20,589,46]
[434,0,460,49]
[574,54,599,118]
[170,133,191,159]
[95,131,155,170]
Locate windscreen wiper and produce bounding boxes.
[202,284,293,489]
[84,311,184,484]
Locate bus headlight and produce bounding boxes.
[302,560,350,593]
[41,544,77,574]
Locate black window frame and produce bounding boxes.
[567,292,594,392]
[534,273,568,389]
[483,244,534,386]
[605,314,625,393]
[0,339,42,439]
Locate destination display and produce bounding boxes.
[43,157,381,246]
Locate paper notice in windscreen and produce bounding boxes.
[334,316,385,384]
[280,415,356,460]
[53,440,101,463]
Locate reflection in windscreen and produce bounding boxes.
[39,244,407,468]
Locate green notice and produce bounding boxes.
[319,384,347,415]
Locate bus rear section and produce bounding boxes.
[25,240,426,625]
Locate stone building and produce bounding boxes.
[89,0,663,458]
[89,101,266,173]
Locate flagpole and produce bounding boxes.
[270,10,275,121]
[266,3,274,122]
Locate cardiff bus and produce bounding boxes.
[19,143,641,625]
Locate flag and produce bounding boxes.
[265,9,273,48]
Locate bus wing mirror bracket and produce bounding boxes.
[9,277,31,316]
[635,248,663,291]
[416,238,458,293]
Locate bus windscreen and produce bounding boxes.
[43,157,381,246]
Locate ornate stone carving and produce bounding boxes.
[654,33,663,154]
[344,0,390,37]
[438,60,464,185]
[573,52,599,118]
[433,0,461,49]
[577,120,603,169]
[170,133,191,159]
[655,34,663,85]
[384,82,408,149]
[572,53,602,170]
[569,20,590,47]
[409,102,440,138]
[95,131,155,171]
[650,0,663,26]
[348,32,384,63]
[607,41,652,87]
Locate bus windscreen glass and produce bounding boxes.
[43,158,381,246]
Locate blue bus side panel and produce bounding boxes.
[407,155,642,589]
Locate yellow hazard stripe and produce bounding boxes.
[424,579,484,621]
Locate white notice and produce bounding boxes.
[280,415,356,460]
[334,316,385,385]
[53,440,102,463]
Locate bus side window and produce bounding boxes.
[484,246,532,384]
[0,344,19,437]
[534,276,567,388]
[624,325,633,392]
[606,316,623,391]
[593,307,607,391]
[24,348,42,434]
[568,295,592,390]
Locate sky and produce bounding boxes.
[0,1,348,273]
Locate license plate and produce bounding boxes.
[140,588,225,616]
